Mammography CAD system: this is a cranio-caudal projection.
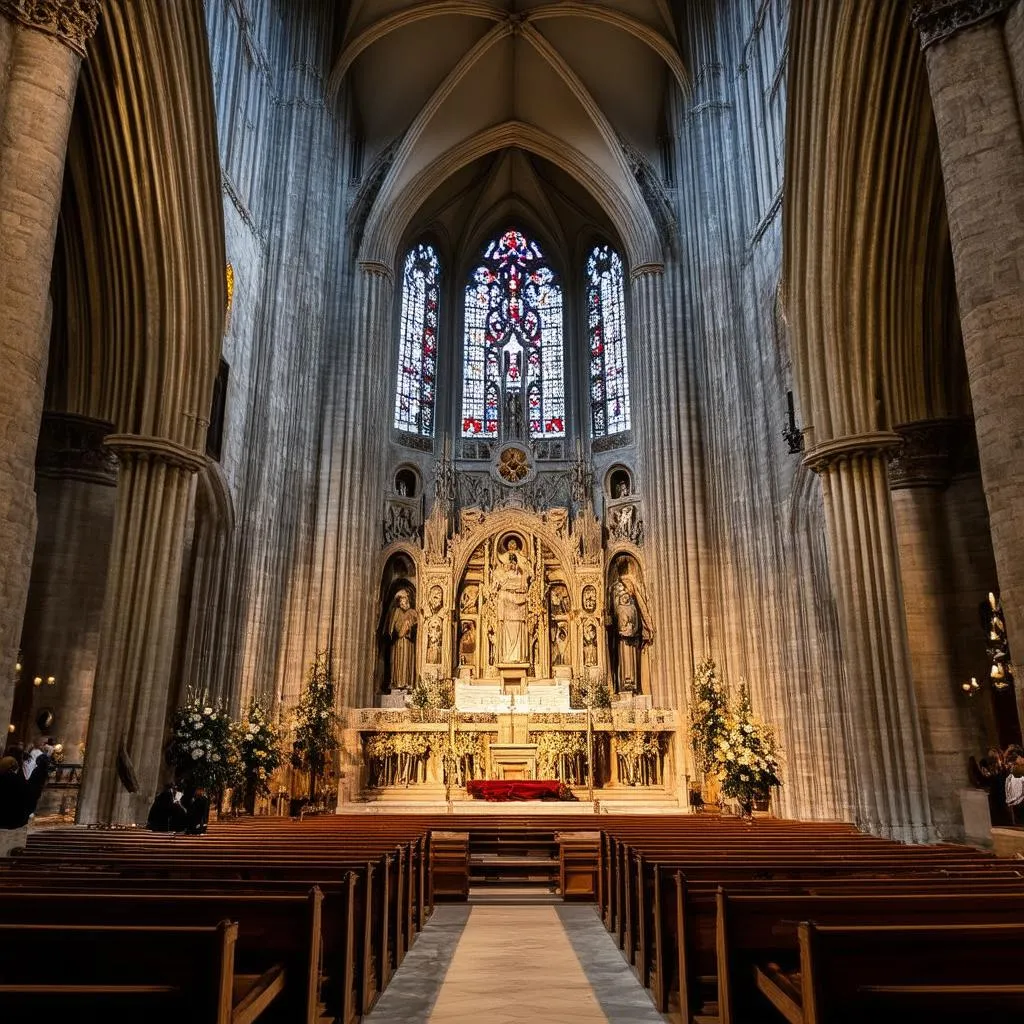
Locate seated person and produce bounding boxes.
[147,782,188,832]
[184,786,210,835]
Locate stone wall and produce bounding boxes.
[668,0,850,820]
[182,0,356,715]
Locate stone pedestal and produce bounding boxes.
[959,786,993,846]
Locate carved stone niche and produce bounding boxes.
[603,465,644,545]
[383,497,421,545]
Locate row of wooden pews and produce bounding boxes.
[598,816,1024,1022]
[0,816,439,1022]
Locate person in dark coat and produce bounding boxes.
[0,752,29,829]
[147,783,188,832]
[184,786,210,835]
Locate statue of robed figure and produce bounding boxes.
[492,537,531,664]
[385,588,417,691]
[609,565,653,693]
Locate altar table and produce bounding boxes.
[466,780,567,801]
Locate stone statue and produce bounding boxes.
[610,569,653,693]
[459,620,476,666]
[425,617,442,665]
[551,623,569,666]
[459,584,478,613]
[583,620,598,667]
[428,585,444,615]
[504,388,524,440]
[493,537,531,664]
[549,583,570,616]
[385,589,417,690]
[615,479,630,498]
[581,585,598,613]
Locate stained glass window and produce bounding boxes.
[461,229,565,439]
[393,243,441,437]
[587,244,631,437]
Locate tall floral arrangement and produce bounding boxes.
[293,652,341,803]
[689,657,729,774]
[168,691,239,794]
[714,682,782,811]
[235,696,283,811]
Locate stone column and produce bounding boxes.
[630,263,702,714]
[807,435,934,842]
[328,261,394,711]
[912,0,1024,720]
[13,414,117,761]
[0,0,100,739]
[888,419,988,837]
[76,435,206,825]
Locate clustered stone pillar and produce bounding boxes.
[0,0,100,739]
[807,436,934,842]
[912,0,1024,722]
[329,261,394,711]
[630,263,701,713]
[13,414,117,761]
[76,436,206,825]
[888,419,988,837]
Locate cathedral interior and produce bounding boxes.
[3,0,1024,848]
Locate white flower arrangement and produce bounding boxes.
[169,689,238,792]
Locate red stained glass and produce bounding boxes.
[461,229,565,439]
[586,244,631,437]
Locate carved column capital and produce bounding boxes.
[357,258,394,284]
[911,0,1014,50]
[104,433,210,474]
[888,419,962,489]
[35,412,118,485]
[629,261,665,281]
[0,0,101,58]
[802,431,903,473]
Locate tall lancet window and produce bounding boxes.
[461,229,565,439]
[393,243,441,437]
[587,244,631,437]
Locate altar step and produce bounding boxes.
[468,884,561,904]
[468,828,561,891]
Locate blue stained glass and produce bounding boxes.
[586,244,631,437]
[462,230,565,438]
[394,243,441,437]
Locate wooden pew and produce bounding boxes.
[0,888,326,1024]
[0,919,283,1023]
[665,872,1024,1022]
[758,921,1024,1023]
[718,890,1024,1023]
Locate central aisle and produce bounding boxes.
[365,904,667,1023]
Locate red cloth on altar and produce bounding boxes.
[466,780,566,801]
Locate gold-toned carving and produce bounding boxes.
[0,0,101,58]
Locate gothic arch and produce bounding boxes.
[360,121,663,273]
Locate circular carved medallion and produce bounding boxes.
[494,443,532,485]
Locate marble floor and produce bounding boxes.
[364,903,668,1024]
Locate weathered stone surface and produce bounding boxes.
[0,21,80,743]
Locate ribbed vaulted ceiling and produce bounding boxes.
[332,0,685,265]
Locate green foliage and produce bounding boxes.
[294,652,341,799]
